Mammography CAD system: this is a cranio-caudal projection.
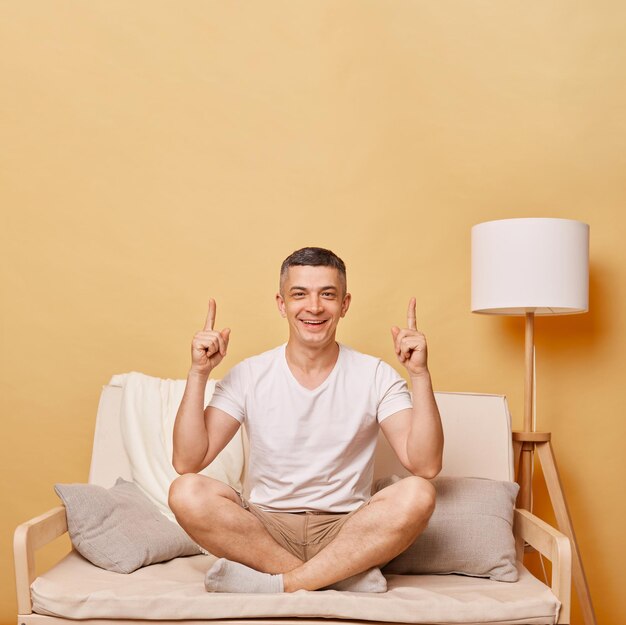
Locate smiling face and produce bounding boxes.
[276,265,351,349]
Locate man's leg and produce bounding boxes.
[283,475,435,592]
[168,473,302,574]
[172,474,433,593]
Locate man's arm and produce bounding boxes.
[172,300,240,475]
[381,297,444,478]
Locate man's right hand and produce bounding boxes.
[190,299,231,376]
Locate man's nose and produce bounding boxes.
[306,296,323,313]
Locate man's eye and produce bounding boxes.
[322,292,335,297]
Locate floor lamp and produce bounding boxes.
[471,218,596,625]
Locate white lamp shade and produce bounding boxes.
[471,218,589,315]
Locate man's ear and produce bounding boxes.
[276,292,287,318]
[340,292,352,317]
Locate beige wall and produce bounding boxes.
[2,2,625,623]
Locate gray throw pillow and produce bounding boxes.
[54,478,201,573]
[378,475,519,582]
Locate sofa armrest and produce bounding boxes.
[14,506,68,615]
[514,508,571,624]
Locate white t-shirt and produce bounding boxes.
[208,343,412,513]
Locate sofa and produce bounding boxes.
[14,373,572,625]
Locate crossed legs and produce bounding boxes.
[168,474,435,592]
[169,474,302,574]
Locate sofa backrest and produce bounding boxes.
[89,379,514,487]
[89,383,132,486]
[373,391,514,482]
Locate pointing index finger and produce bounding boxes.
[407,297,417,331]
[204,298,216,331]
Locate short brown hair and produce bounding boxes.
[279,247,347,294]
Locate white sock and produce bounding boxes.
[326,567,387,592]
[204,558,284,593]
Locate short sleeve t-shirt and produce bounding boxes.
[208,343,412,513]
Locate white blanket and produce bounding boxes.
[111,372,245,522]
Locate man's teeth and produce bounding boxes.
[303,320,325,325]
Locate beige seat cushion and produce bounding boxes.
[32,551,560,624]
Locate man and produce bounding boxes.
[169,247,443,593]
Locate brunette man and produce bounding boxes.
[169,247,443,593]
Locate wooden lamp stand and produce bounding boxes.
[513,312,597,625]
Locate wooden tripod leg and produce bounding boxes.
[517,444,534,509]
[535,441,597,625]
[512,432,547,511]
[513,439,523,480]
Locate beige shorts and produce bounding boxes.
[235,492,367,562]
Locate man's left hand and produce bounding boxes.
[391,297,429,377]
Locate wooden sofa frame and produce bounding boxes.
[14,504,572,624]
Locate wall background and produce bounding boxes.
[1,2,625,623]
